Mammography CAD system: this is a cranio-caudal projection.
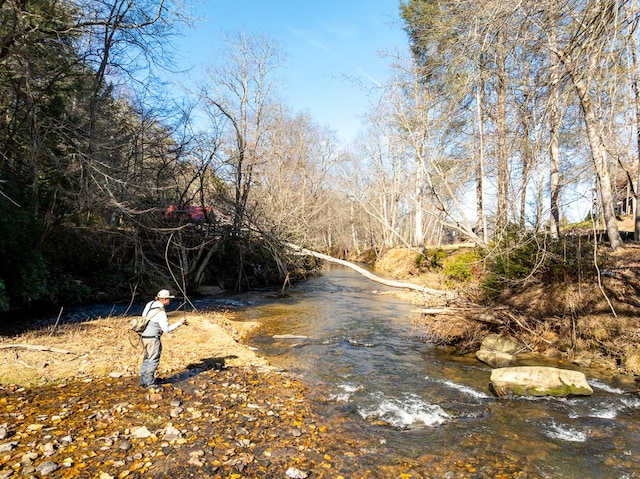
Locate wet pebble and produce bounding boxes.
[21,451,38,465]
[130,426,151,439]
[118,440,132,451]
[161,425,182,441]
[0,442,16,453]
[40,442,55,457]
[286,466,308,478]
[35,461,59,475]
[187,450,205,467]
[148,391,163,401]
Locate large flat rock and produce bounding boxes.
[490,366,593,397]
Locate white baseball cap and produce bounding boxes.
[156,289,175,299]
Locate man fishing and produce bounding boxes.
[139,289,186,389]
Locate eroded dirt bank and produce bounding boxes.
[374,243,640,379]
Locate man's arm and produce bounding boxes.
[159,313,186,333]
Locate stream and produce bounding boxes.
[228,264,640,478]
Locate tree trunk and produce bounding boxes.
[548,20,561,239]
[495,29,509,234]
[632,34,640,241]
[414,159,425,248]
[475,87,487,243]
[562,54,623,250]
[518,91,533,229]
[350,201,360,255]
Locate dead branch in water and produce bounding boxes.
[413,307,505,325]
[414,303,553,348]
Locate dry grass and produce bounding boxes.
[375,247,420,277]
[624,348,640,373]
[0,310,269,387]
[375,247,449,294]
[413,314,485,352]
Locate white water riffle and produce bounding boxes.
[330,383,364,403]
[427,376,492,400]
[589,379,628,394]
[357,392,450,428]
[620,395,640,408]
[565,405,617,419]
[542,421,589,442]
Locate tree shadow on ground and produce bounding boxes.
[162,356,238,384]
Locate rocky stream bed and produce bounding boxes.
[0,363,533,479]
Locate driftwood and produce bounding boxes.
[0,344,75,354]
[287,243,453,297]
[415,306,553,344]
[413,307,504,325]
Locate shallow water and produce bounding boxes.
[230,264,640,478]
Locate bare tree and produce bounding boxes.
[252,107,340,246]
[347,107,412,251]
[71,0,189,226]
[345,52,483,252]
[550,0,627,250]
[201,31,285,236]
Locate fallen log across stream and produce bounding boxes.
[287,243,454,298]
[287,244,557,348]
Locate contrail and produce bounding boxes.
[287,26,382,87]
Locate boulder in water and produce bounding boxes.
[490,366,593,397]
[476,350,515,368]
[476,333,521,368]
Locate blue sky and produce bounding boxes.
[172,1,409,144]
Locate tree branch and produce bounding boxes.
[0,344,75,354]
